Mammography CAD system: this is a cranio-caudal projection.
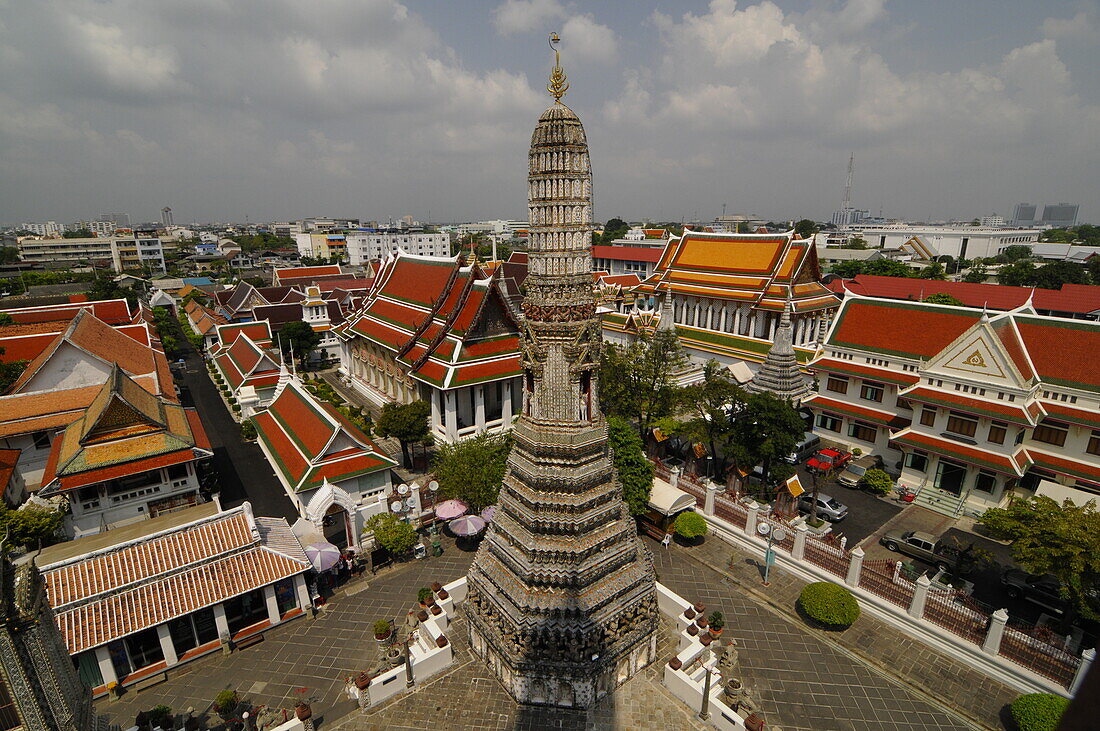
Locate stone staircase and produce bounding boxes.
[912,485,965,517]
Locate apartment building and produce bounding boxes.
[805,296,1100,517]
[295,231,450,264]
[17,236,166,272]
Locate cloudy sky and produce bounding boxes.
[2,0,1097,226]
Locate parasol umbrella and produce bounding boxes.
[435,499,469,520]
[305,542,342,572]
[448,515,487,537]
[480,506,497,523]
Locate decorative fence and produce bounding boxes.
[1000,624,1082,688]
[923,592,990,646]
[649,458,1089,690]
[858,560,917,609]
[803,536,848,579]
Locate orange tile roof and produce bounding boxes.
[1041,402,1100,430]
[900,386,1039,425]
[828,299,981,360]
[4,299,131,325]
[891,429,1029,476]
[273,265,343,284]
[802,395,911,429]
[40,507,308,654]
[1015,316,1100,393]
[1027,449,1100,484]
[0,448,18,498]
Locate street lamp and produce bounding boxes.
[757,522,787,587]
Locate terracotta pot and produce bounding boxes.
[687,624,699,636]
[710,626,724,636]
[668,657,683,670]
[696,617,708,629]
[437,589,449,600]
[426,595,437,606]
[295,703,312,720]
[693,602,706,613]
[683,608,696,620]
[436,636,449,648]
[417,610,429,622]
[700,634,713,647]
[354,672,372,690]
[430,604,442,616]
[430,582,443,592]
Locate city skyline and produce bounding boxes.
[1,0,1097,225]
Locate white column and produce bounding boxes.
[264,585,282,625]
[745,503,759,538]
[95,645,119,685]
[294,574,311,613]
[475,385,486,432]
[846,546,864,588]
[792,524,808,561]
[502,378,514,426]
[1072,647,1096,695]
[156,624,178,666]
[213,602,231,640]
[734,306,742,335]
[444,391,458,441]
[982,608,1009,656]
[431,389,441,434]
[909,574,932,619]
[768,314,777,341]
[704,482,720,515]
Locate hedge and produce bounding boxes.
[1009,693,1068,731]
[798,582,860,629]
[673,511,708,540]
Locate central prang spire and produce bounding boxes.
[463,34,659,710]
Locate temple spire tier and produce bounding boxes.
[464,37,659,710]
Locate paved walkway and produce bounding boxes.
[653,534,1016,729]
[94,539,478,729]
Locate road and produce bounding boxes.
[791,464,902,546]
[173,341,298,522]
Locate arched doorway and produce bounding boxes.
[322,503,351,549]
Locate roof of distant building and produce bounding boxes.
[829,275,1100,316]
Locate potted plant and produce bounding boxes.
[695,615,708,630]
[708,611,725,637]
[148,705,173,730]
[294,692,317,721]
[430,582,443,592]
[354,672,372,690]
[683,607,696,621]
[437,587,449,600]
[416,609,429,622]
[213,690,239,719]
[436,635,449,648]
[417,587,433,607]
[106,680,122,699]
[430,604,443,616]
[373,619,392,641]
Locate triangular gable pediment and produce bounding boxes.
[81,393,164,443]
[923,319,1028,388]
[466,283,519,340]
[321,427,368,458]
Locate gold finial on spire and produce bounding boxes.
[547,32,569,102]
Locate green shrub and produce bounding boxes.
[366,513,418,555]
[148,704,172,728]
[240,420,256,440]
[227,396,237,404]
[673,511,708,540]
[213,689,238,714]
[852,447,862,456]
[1009,693,1068,731]
[861,468,893,495]
[798,582,860,629]
[417,587,432,604]
[373,619,392,636]
[708,611,724,630]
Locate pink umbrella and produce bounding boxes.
[305,542,342,572]
[448,515,486,537]
[435,499,468,520]
[480,506,497,523]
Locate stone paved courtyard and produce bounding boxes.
[93,531,1003,730]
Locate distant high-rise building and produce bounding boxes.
[1012,203,1037,227]
[1041,203,1079,228]
[161,207,173,227]
[96,212,130,229]
[831,153,868,228]
[980,215,1005,227]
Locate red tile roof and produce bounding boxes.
[832,276,1100,316]
[273,265,343,284]
[891,429,1029,476]
[0,448,19,499]
[808,357,919,387]
[899,386,1040,425]
[591,245,663,263]
[1041,402,1100,430]
[1015,317,1100,393]
[2,299,131,325]
[1027,449,1100,484]
[828,299,982,360]
[802,395,911,429]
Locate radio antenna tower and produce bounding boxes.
[842,153,854,210]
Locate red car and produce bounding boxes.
[806,448,853,474]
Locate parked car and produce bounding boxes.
[837,455,882,488]
[806,447,853,474]
[782,432,821,464]
[797,492,848,522]
[1001,570,1068,613]
[879,530,959,571]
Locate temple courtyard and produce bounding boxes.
[94,534,1001,730]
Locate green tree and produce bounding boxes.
[998,260,1036,287]
[0,314,12,326]
[923,292,965,306]
[0,505,64,550]
[432,433,511,510]
[375,400,431,467]
[979,496,1100,621]
[677,361,745,479]
[0,247,19,264]
[1002,245,1034,262]
[962,264,988,283]
[596,217,629,244]
[0,347,29,393]
[365,513,418,555]
[1032,261,1088,290]
[607,416,654,516]
[793,219,818,239]
[599,328,686,438]
[842,237,867,250]
[279,320,322,365]
[830,260,865,278]
[861,259,914,278]
[672,511,707,540]
[917,262,947,280]
[726,392,804,496]
[861,468,893,495]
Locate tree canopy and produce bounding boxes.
[594,218,630,245]
[375,400,431,467]
[998,260,1036,287]
[0,347,29,394]
[923,292,965,306]
[725,391,805,488]
[0,505,64,551]
[793,219,818,239]
[607,416,653,516]
[676,361,744,479]
[599,329,686,438]
[431,433,511,510]
[365,513,418,555]
[278,320,322,364]
[979,496,1100,620]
